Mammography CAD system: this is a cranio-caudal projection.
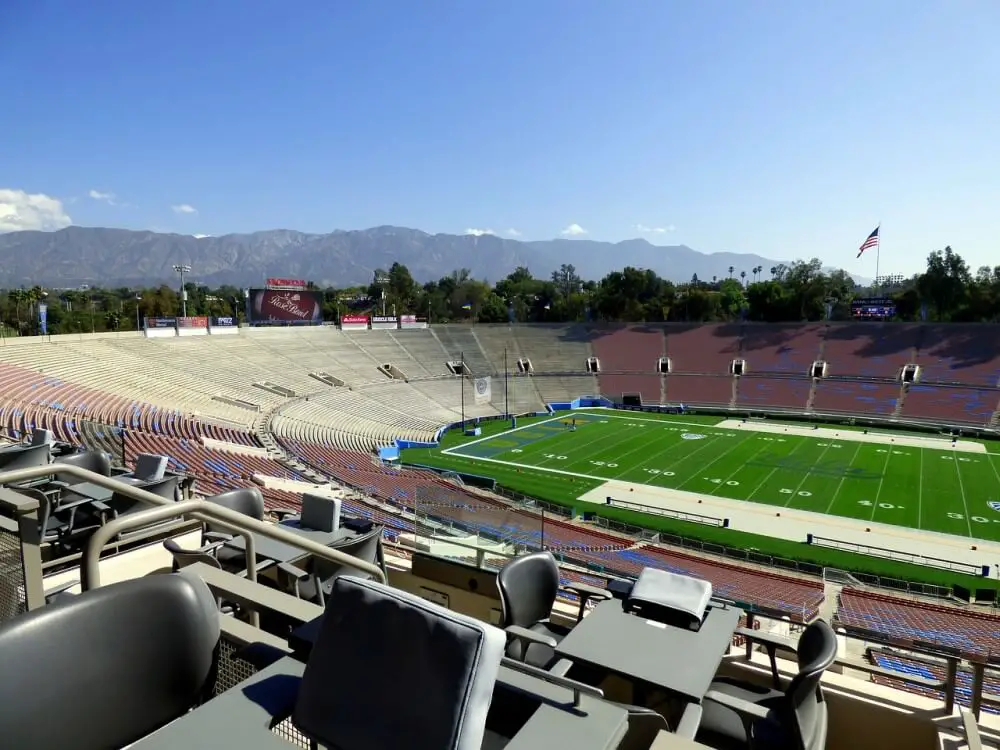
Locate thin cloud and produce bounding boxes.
[0,188,72,232]
[560,223,587,237]
[88,189,117,205]
[634,223,676,234]
[505,228,521,236]
[171,203,198,215]
[464,228,495,236]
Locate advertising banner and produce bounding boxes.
[249,289,322,324]
[371,315,398,330]
[399,314,428,330]
[145,317,177,329]
[266,278,307,290]
[38,303,47,335]
[340,314,369,331]
[177,316,209,328]
[211,316,237,327]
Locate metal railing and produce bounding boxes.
[0,463,386,625]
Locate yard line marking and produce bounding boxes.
[442,413,568,454]
[823,442,864,514]
[869,447,894,523]
[783,442,837,508]
[953,449,974,537]
[706,440,774,496]
[744,439,810,502]
[674,431,759,491]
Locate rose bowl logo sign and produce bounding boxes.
[476,379,488,396]
[251,289,321,323]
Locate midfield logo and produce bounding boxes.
[988,501,1000,513]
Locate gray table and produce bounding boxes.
[223,522,355,564]
[64,481,115,503]
[555,598,742,704]
[131,655,629,750]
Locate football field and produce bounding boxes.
[433,410,1000,543]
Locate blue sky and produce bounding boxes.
[2,0,998,276]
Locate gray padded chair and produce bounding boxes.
[496,550,611,669]
[30,428,55,447]
[202,486,267,569]
[0,573,220,750]
[119,453,169,484]
[48,450,113,491]
[0,442,51,471]
[293,575,505,750]
[696,619,837,750]
[279,524,386,606]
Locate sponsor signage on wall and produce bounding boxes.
[340,314,369,330]
[177,316,209,328]
[266,278,308,290]
[399,314,428,329]
[212,316,237,327]
[145,317,177,329]
[249,289,323,324]
[371,315,398,330]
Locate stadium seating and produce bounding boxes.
[665,324,742,374]
[915,325,1000,387]
[590,326,665,404]
[735,376,811,410]
[902,385,1000,423]
[837,588,1000,658]
[811,380,902,415]
[820,324,920,379]
[867,648,999,716]
[740,324,825,375]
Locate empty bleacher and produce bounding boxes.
[735,376,811,410]
[821,324,920,379]
[590,326,664,403]
[665,324,742,374]
[812,380,902,415]
[837,588,1000,658]
[915,325,1000,387]
[740,324,824,375]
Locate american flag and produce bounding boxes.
[857,226,879,258]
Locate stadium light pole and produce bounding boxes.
[134,294,142,333]
[173,264,191,317]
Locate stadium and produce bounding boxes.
[1,315,999,748]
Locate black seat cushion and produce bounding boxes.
[697,678,792,749]
[0,573,220,750]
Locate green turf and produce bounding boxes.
[403,409,1000,590]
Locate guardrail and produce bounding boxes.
[0,463,387,625]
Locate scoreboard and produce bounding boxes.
[851,297,895,319]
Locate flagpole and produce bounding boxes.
[875,222,881,292]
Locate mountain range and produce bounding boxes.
[0,225,831,289]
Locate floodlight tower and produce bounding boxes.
[173,264,192,317]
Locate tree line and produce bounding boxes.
[1,246,997,336]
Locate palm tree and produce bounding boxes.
[753,265,762,283]
[769,266,777,279]
[740,270,747,286]
[727,266,735,279]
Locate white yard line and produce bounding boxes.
[707,440,773,496]
[824,442,864,514]
[868,446,894,522]
[784,442,836,508]
[953,451,974,537]
[674,431,759,491]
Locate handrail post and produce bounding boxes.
[944,657,958,714]
[744,612,755,660]
[970,660,985,719]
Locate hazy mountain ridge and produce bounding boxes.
[0,225,821,288]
